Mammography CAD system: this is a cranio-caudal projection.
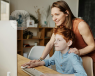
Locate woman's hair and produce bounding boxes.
[54,26,75,43]
[51,0,76,29]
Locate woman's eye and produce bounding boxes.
[56,14,59,15]
[51,15,53,17]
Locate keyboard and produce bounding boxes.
[22,68,43,76]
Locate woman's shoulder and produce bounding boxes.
[78,20,90,34]
[72,18,84,23]
[72,18,87,28]
[78,21,88,28]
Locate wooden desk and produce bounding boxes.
[17,54,59,76]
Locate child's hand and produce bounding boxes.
[21,60,40,67]
[27,62,37,68]
[27,60,41,68]
[68,48,80,55]
[21,61,30,67]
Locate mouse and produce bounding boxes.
[21,65,29,68]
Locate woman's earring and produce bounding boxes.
[66,13,69,16]
[66,15,68,16]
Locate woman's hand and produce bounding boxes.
[68,48,80,55]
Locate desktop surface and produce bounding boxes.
[17,54,59,76]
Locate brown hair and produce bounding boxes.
[51,0,76,29]
[54,26,75,43]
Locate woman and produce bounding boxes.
[23,0,95,72]
[40,0,95,60]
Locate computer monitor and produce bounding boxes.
[0,20,17,76]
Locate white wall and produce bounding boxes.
[10,0,79,27]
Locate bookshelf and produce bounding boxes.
[17,27,54,57]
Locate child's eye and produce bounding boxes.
[58,40,61,41]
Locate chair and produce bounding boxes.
[82,56,94,76]
[28,46,51,68]
[28,46,50,60]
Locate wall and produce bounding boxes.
[78,0,95,37]
[10,0,79,27]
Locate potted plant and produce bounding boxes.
[23,30,33,39]
[30,14,39,27]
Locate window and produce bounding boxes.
[1,0,9,20]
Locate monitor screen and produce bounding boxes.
[0,20,17,76]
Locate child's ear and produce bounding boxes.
[67,40,72,46]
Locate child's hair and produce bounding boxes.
[54,26,75,43]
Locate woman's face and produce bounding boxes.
[51,7,67,26]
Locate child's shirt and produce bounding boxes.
[43,50,87,76]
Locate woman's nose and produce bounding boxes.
[52,16,57,21]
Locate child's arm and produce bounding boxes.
[22,51,56,68]
[27,51,57,68]
[40,53,87,76]
[27,61,45,68]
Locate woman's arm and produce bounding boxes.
[69,21,95,55]
[41,33,55,59]
[78,21,95,55]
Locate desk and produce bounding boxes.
[17,54,59,76]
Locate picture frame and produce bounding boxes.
[27,20,34,27]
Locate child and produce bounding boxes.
[23,27,87,76]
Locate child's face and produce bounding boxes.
[54,34,68,51]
